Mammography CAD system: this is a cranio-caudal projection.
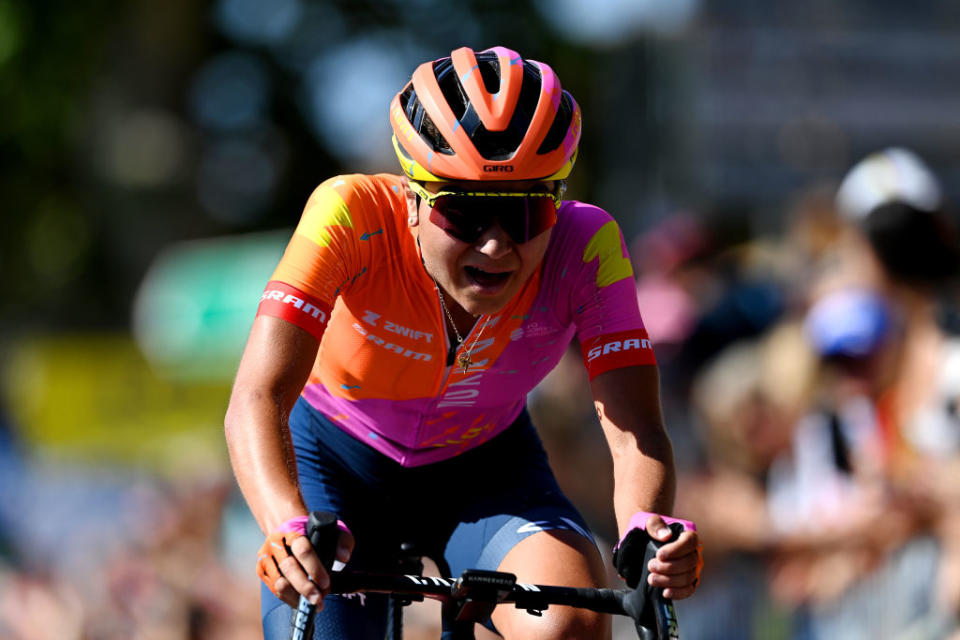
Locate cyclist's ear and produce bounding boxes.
[401,177,420,227]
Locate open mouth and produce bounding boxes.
[465,266,511,288]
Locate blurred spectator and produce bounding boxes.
[632,210,793,474]
[665,215,788,382]
[832,148,960,487]
[839,150,960,637]
[633,214,712,360]
[674,147,960,639]
[674,321,818,639]
[0,436,261,638]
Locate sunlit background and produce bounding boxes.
[2,0,960,638]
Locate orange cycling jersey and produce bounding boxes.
[257,174,654,466]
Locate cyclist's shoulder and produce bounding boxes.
[557,199,620,233]
[550,199,624,256]
[543,200,635,298]
[304,173,405,210]
[297,174,406,239]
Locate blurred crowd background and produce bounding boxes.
[2,0,960,638]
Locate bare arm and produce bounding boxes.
[592,364,702,599]
[224,315,319,534]
[591,364,676,535]
[227,315,353,607]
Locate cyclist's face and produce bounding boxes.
[411,179,556,317]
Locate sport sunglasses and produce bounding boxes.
[407,180,564,245]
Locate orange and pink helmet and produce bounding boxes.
[390,46,581,182]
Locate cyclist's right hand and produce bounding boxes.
[256,515,354,608]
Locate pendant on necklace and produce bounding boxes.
[456,351,472,374]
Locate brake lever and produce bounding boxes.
[291,511,341,640]
[620,522,684,639]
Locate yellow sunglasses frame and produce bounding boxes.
[406,179,565,211]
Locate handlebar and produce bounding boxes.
[293,511,680,639]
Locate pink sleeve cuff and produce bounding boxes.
[619,511,696,546]
[274,515,352,537]
[275,515,309,535]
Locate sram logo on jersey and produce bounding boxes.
[580,328,656,380]
[261,289,328,323]
[257,281,332,341]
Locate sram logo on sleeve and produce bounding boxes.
[581,329,656,379]
[257,280,333,341]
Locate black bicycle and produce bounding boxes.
[290,511,681,640]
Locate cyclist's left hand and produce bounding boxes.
[641,514,702,599]
[614,512,703,600]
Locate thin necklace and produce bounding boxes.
[435,282,488,374]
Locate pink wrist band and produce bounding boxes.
[619,511,696,546]
[275,515,352,537]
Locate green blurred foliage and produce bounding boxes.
[0,0,123,327]
[0,0,613,334]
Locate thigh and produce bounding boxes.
[444,499,608,640]
[492,530,610,640]
[444,501,596,577]
[443,437,611,640]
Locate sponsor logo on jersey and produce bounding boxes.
[257,281,332,341]
[352,323,432,361]
[580,329,657,379]
[585,337,652,362]
[510,322,559,341]
[262,289,328,324]
[361,310,433,343]
[436,332,499,408]
[436,372,485,407]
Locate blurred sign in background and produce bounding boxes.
[2,0,960,638]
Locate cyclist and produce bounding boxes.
[225,46,703,639]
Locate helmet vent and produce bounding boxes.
[390,47,580,179]
[400,83,454,155]
[468,61,541,160]
[475,51,501,93]
[429,54,544,160]
[537,91,574,155]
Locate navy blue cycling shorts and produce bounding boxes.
[261,398,595,639]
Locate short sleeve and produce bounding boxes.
[563,203,656,379]
[256,176,367,337]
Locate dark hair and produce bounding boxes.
[863,201,960,286]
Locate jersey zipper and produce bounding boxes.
[411,285,460,449]
[431,313,486,407]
